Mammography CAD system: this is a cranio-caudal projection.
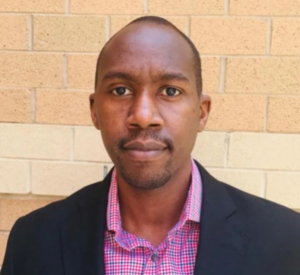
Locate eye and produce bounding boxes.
[111,87,132,96]
[161,87,181,97]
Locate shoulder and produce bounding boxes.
[222,182,300,270]
[1,179,110,274]
[197,160,300,246]
[12,179,110,234]
[220,180,300,253]
[223,181,300,226]
[197,161,300,230]
[5,180,110,263]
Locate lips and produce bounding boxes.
[123,140,168,160]
[123,140,167,151]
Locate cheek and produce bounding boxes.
[98,102,127,137]
[166,100,199,125]
[164,104,199,145]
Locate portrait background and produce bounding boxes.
[0,0,300,265]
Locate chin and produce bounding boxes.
[118,159,173,190]
[121,169,172,190]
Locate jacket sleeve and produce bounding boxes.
[1,219,22,275]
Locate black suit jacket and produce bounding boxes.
[2,161,300,275]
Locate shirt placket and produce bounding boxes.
[142,249,160,275]
[105,160,202,275]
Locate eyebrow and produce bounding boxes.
[102,71,135,82]
[158,72,189,83]
[102,70,189,83]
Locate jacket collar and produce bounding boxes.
[60,170,111,275]
[60,161,248,275]
[194,161,248,275]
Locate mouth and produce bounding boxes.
[122,140,168,161]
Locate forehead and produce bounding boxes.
[98,23,195,80]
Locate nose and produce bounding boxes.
[126,92,164,130]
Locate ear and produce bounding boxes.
[197,94,211,132]
[89,93,101,130]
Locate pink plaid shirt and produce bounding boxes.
[104,160,202,274]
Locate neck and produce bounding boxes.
[117,160,192,247]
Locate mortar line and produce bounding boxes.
[264,96,269,132]
[106,15,111,41]
[0,122,92,128]
[144,0,148,14]
[63,54,68,88]
[262,172,268,199]
[2,155,300,172]
[70,127,75,161]
[0,157,112,165]
[31,15,34,50]
[0,86,87,91]
[3,49,300,58]
[2,121,300,135]
[219,57,226,93]
[28,161,32,194]
[266,18,273,55]
[31,88,37,123]
[225,0,230,15]
[2,12,300,18]
[65,0,70,14]
[186,16,191,37]
[0,192,65,200]
[223,133,230,167]
[0,87,293,96]
[27,15,33,50]
[103,165,108,178]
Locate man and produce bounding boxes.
[1,16,300,275]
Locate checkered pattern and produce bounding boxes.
[104,160,202,274]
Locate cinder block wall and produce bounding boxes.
[0,0,300,264]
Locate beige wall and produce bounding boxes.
[0,0,300,263]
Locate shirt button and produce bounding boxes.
[151,253,158,263]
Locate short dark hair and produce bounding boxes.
[94,16,202,95]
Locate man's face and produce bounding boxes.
[90,23,210,190]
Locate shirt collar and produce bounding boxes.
[181,159,202,223]
[107,158,202,233]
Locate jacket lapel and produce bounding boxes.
[60,172,111,275]
[60,162,249,275]
[194,162,249,275]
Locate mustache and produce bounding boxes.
[118,130,174,151]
